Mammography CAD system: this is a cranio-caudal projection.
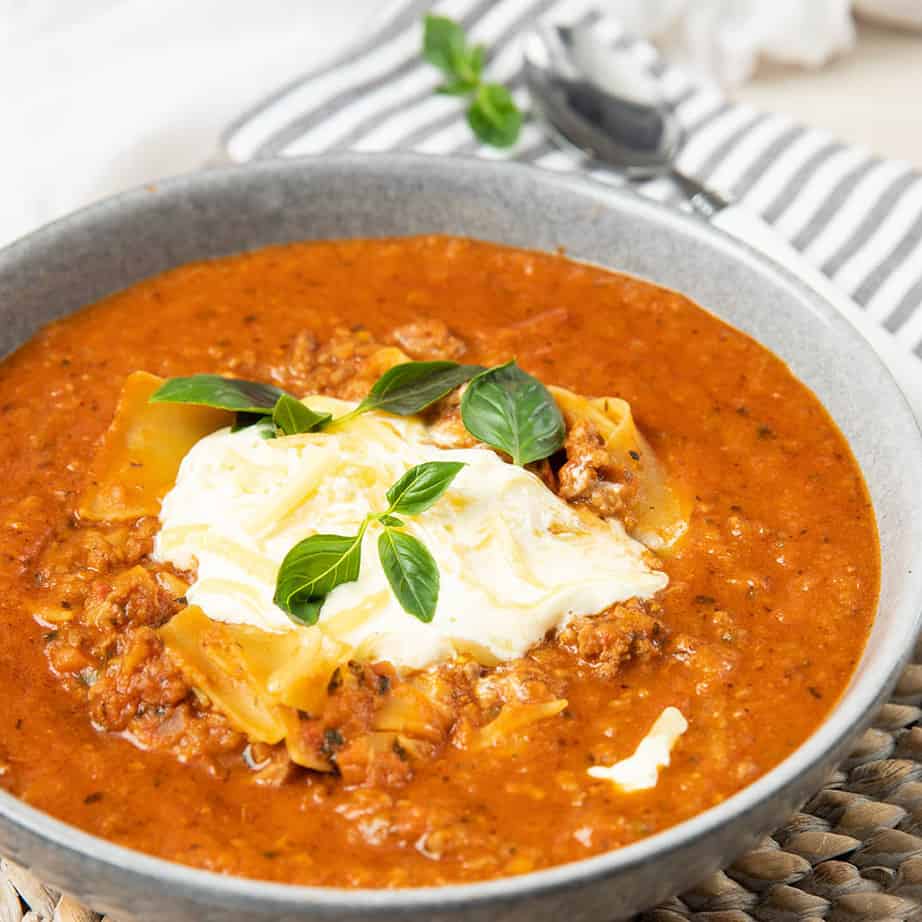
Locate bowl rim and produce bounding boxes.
[1,151,920,912]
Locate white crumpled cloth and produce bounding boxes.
[601,0,852,86]
[603,0,921,86]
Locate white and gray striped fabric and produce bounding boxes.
[221,0,922,354]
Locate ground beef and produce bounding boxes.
[34,518,243,771]
[284,326,391,398]
[87,620,244,772]
[88,627,188,731]
[83,565,176,630]
[558,600,666,679]
[557,419,635,521]
[474,657,566,713]
[421,388,481,449]
[390,319,467,361]
[285,320,466,400]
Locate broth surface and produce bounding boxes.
[0,236,878,886]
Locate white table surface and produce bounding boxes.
[2,3,920,248]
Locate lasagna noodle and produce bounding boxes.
[78,371,232,522]
[549,386,691,550]
[159,606,351,768]
[475,699,569,749]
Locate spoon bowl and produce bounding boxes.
[523,23,684,178]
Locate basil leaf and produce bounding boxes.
[272,394,332,436]
[460,361,565,466]
[150,374,287,413]
[467,84,522,148]
[385,461,465,515]
[289,597,323,627]
[378,514,405,527]
[378,529,439,623]
[421,15,521,150]
[358,361,482,417]
[423,15,471,79]
[273,532,364,625]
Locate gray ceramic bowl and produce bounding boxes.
[0,154,919,922]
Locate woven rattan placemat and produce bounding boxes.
[3,639,922,922]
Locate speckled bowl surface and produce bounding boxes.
[0,154,919,922]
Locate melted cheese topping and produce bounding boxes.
[154,396,667,671]
[588,707,688,791]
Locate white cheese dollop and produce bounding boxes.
[588,707,688,791]
[153,396,668,671]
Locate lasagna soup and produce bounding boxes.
[0,236,878,887]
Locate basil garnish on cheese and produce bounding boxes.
[273,461,465,626]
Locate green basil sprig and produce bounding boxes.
[149,374,330,438]
[336,360,483,425]
[151,359,565,467]
[347,357,564,467]
[422,15,523,148]
[152,363,481,435]
[461,361,565,465]
[378,530,439,623]
[150,374,286,413]
[273,460,464,625]
[273,533,364,626]
[468,85,522,148]
[272,394,332,435]
[386,458,466,513]
[423,14,484,92]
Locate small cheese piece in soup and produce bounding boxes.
[588,707,689,792]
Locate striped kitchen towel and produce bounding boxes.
[221,0,922,355]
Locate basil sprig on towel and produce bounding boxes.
[274,461,464,625]
[422,15,523,148]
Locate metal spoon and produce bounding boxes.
[522,19,921,406]
[523,22,727,216]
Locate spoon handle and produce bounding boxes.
[669,168,729,219]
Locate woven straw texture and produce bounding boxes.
[2,643,922,922]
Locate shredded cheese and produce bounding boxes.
[588,707,688,792]
[154,397,668,670]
